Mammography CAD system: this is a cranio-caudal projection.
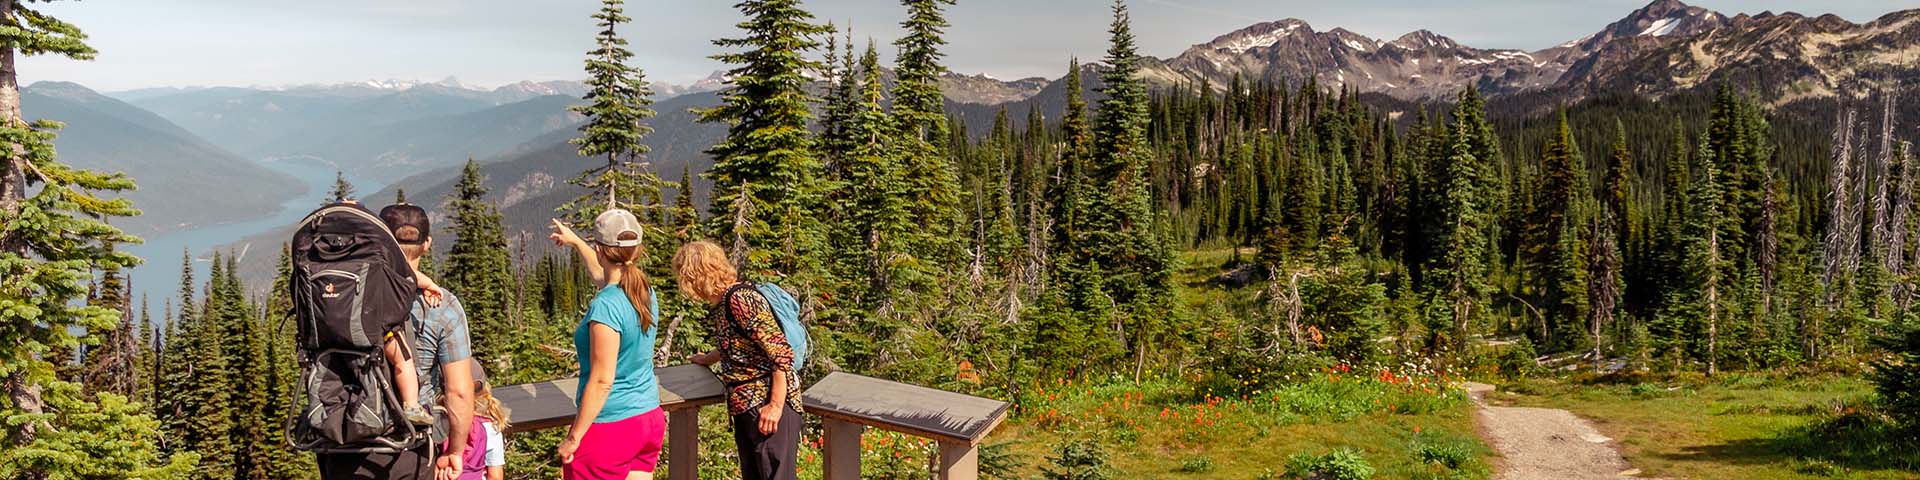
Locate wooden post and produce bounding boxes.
[936,440,979,480]
[822,418,864,480]
[667,408,700,480]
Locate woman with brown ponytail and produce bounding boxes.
[547,210,665,480]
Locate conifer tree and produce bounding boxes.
[892,0,963,264]
[257,247,309,478]
[672,165,698,237]
[832,41,910,309]
[700,0,831,275]
[565,0,665,226]
[1048,59,1091,268]
[1683,141,1729,376]
[444,159,514,369]
[1651,121,1691,315]
[818,24,859,175]
[1526,111,1589,347]
[179,253,236,478]
[327,171,354,204]
[1431,89,1500,352]
[135,294,154,404]
[0,2,192,475]
[81,258,138,398]
[158,250,196,438]
[1603,121,1637,260]
[209,254,274,480]
[1087,0,1176,331]
[394,187,408,204]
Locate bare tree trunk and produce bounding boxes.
[728,182,752,270]
[1588,213,1619,372]
[1707,219,1721,377]
[1818,109,1860,360]
[658,313,685,365]
[0,0,43,465]
[0,0,23,255]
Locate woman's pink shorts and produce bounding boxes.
[565,408,666,479]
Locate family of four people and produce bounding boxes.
[319,202,801,480]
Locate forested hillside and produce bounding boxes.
[21,81,302,235]
[15,0,1920,479]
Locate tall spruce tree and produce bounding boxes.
[0,1,192,475]
[1086,0,1176,371]
[444,159,514,370]
[135,294,154,404]
[831,41,911,310]
[1683,141,1730,376]
[892,0,963,265]
[699,0,831,275]
[1433,96,1497,352]
[179,253,236,479]
[565,0,664,226]
[1526,111,1589,348]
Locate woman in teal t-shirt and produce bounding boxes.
[549,210,665,480]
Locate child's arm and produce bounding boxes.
[416,272,445,307]
[483,421,506,480]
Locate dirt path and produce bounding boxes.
[1465,382,1640,479]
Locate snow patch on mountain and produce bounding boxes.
[1640,17,1682,36]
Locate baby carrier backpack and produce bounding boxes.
[286,202,426,453]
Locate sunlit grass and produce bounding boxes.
[1499,372,1916,479]
[986,369,1489,479]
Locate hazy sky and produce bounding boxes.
[20,0,1915,92]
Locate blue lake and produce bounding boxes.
[123,156,386,315]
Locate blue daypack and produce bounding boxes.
[729,282,810,373]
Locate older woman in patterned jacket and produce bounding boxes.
[674,240,801,480]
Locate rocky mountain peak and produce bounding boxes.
[1388,30,1460,51]
[1200,18,1311,53]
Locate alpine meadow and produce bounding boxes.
[8,0,1920,479]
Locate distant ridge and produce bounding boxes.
[22,81,303,236]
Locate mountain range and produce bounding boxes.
[1141,0,1917,103]
[249,1,1920,270]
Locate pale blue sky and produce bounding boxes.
[19,0,1915,92]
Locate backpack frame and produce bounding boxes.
[285,202,430,454]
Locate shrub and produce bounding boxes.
[1285,448,1374,480]
[979,441,1028,480]
[1499,339,1539,380]
[1414,442,1472,470]
[1629,382,1665,398]
[1871,315,1920,428]
[1042,440,1113,480]
[1175,455,1215,474]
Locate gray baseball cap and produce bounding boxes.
[594,209,643,247]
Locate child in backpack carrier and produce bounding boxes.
[385,317,434,427]
[384,210,453,428]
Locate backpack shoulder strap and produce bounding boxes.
[720,282,758,334]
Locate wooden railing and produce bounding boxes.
[492,366,1009,480]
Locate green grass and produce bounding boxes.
[1498,372,1918,479]
[987,372,1491,479]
